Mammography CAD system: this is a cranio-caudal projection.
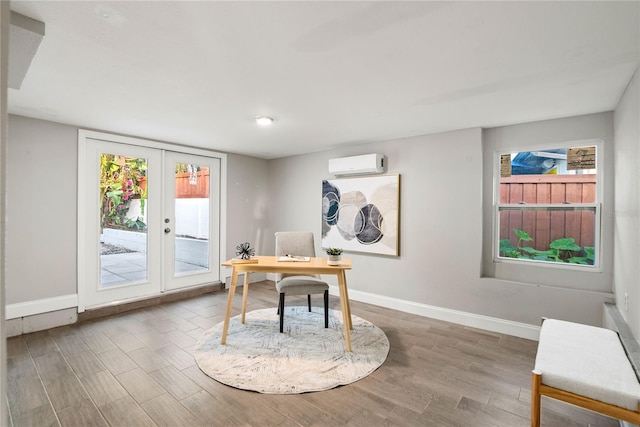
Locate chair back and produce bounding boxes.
[275,231,318,282]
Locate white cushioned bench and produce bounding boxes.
[531,318,640,426]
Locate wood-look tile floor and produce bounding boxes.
[6,281,618,427]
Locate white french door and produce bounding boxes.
[163,151,221,291]
[78,132,223,310]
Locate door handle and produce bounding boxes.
[164,228,171,234]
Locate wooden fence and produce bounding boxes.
[175,170,209,198]
[499,174,596,251]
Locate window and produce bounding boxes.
[495,144,599,268]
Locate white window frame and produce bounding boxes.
[493,140,602,271]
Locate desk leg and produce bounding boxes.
[337,270,352,352]
[221,267,239,345]
[241,271,250,324]
[339,270,353,330]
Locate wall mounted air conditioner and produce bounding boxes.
[328,153,385,176]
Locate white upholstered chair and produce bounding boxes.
[275,231,329,333]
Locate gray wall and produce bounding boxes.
[6,115,78,304]
[5,115,269,307]
[1,2,9,424]
[268,128,485,309]
[482,112,614,293]
[614,68,640,337]
[267,115,616,328]
[5,98,634,334]
[225,154,270,259]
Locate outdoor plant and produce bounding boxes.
[125,217,147,232]
[325,248,343,256]
[100,154,147,230]
[500,228,594,265]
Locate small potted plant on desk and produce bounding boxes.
[325,247,343,266]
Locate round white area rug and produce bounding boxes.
[194,306,389,394]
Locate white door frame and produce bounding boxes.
[77,130,227,312]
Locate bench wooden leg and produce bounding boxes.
[531,370,542,427]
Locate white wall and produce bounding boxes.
[614,68,640,336]
[175,198,208,239]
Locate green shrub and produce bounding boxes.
[499,229,594,265]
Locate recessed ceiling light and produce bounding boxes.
[255,116,274,126]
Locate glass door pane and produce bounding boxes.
[174,162,210,275]
[99,153,149,288]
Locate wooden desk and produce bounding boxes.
[221,256,354,351]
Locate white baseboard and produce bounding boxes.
[5,294,78,320]
[5,285,540,340]
[6,308,77,337]
[329,286,541,341]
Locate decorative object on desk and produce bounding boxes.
[235,242,255,260]
[325,247,343,265]
[194,306,389,394]
[322,175,400,256]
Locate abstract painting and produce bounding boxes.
[322,175,400,256]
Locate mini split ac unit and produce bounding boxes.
[328,153,385,176]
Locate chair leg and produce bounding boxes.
[307,294,311,311]
[279,293,285,333]
[324,289,329,328]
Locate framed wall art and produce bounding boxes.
[321,174,400,256]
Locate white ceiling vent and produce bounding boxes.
[9,11,45,90]
[328,154,385,176]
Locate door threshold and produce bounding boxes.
[78,282,223,322]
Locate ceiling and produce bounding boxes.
[7,1,639,160]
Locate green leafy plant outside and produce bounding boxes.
[100,154,147,231]
[499,229,594,265]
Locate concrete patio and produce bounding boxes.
[100,251,209,287]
